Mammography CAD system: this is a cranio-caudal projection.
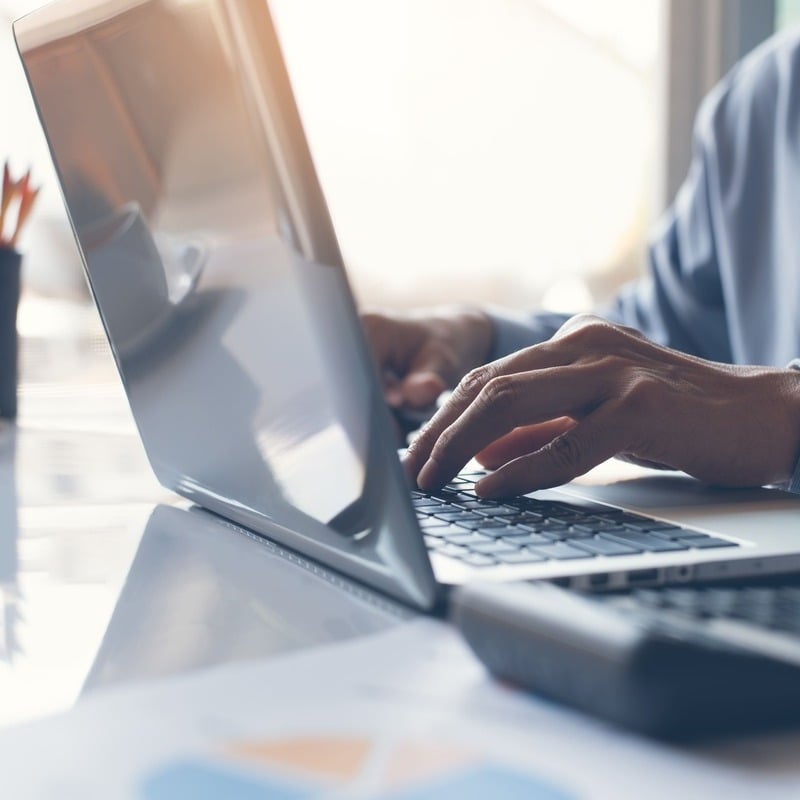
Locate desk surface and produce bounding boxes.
[0,309,409,729]
[7,303,800,797]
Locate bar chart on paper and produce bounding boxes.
[141,735,573,799]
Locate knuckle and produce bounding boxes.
[558,314,618,348]
[616,322,646,340]
[546,432,584,469]
[558,313,602,334]
[480,375,518,413]
[429,426,456,461]
[592,354,625,374]
[405,429,428,458]
[458,364,494,398]
[622,376,657,413]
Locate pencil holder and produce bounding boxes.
[0,248,21,419]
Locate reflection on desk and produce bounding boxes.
[83,504,410,693]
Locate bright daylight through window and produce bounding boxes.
[271,0,661,313]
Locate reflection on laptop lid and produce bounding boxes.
[16,0,800,610]
[15,0,437,608]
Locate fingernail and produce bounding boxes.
[416,459,440,490]
[475,475,500,498]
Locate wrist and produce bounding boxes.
[424,305,494,375]
[782,363,800,492]
[773,367,800,486]
[453,306,494,368]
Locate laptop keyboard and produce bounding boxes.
[414,472,739,568]
[596,583,800,637]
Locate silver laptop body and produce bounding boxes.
[15,0,800,610]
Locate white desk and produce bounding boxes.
[0,311,405,729]
[6,307,800,799]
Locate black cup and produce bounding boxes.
[0,248,21,419]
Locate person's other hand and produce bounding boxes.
[361,307,494,409]
[405,315,800,496]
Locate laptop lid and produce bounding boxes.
[15,0,437,609]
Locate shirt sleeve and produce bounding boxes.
[603,74,746,361]
[488,55,747,363]
[486,35,800,496]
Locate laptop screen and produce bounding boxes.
[15,0,436,608]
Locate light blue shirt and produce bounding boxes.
[488,29,800,492]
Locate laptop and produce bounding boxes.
[14,0,800,611]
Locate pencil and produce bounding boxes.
[0,162,11,244]
[10,171,39,248]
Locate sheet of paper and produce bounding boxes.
[0,618,799,799]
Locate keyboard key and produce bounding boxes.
[474,527,510,539]
[414,497,447,514]
[469,541,521,555]
[431,487,461,498]
[571,537,642,556]
[538,521,569,533]
[432,510,474,522]
[538,530,570,542]
[443,532,494,546]
[418,517,452,530]
[584,513,624,523]
[461,553,497,567]
[602,532,689,552]
[498,522,537,534]
[546,513,585,525]
[506,513,545,525]
[437,543,469,558]
[496,549,547,564]
[500,532,553,547]
[455,518,503,531]
[622,520,681,533]
[474,507,521,518]
[618,520,659,532]
[475,520,513,530]
[454,500,492,510]
[448,513,485,523]
[679,537,737,549]
[559,528,595,540]
[530,542,595,560]
[571,521,623,534]
[420,527,449,540]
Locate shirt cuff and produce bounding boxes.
[486,308,572,361]
[785,360,800,494]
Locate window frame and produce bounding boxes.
[658,0,775,210]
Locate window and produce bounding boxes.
[778,0,800,29]
[5,0,661,320]
[271,0,662,313]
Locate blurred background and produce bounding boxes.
[0,0,799,726]
[1,0,800,388]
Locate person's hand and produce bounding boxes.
[362,306,494,409]
[404,315,800,496]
